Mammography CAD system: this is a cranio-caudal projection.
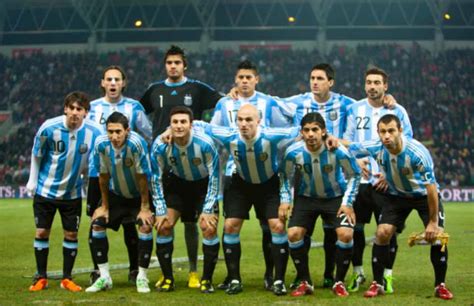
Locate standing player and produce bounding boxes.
[87,65,152,284]
[280,112,361,297]
[150,106,220,293]
[195,104,298,296]
[342,67,413,293]
[85,112,154,293]
[348,114,453,300]
[211,60,293,290]
[141,45,223,288]
[26,91,102,292]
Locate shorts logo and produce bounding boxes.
[79,144,88,154]
[259,153,268,162]
[329,110,338,121]
[192,157,202,166]
[401,167,410,175]
[323,164,333,173]
[303,163,312,174]
[184,94,193,106]
[124,158,134,167]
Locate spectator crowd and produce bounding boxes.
[0,43,472,187]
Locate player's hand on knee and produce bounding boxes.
[92,206,109,224]
[278,203,291,222]
[200,213,218,231]
[154,215,168,233]
[337,205,355,226]
[137,208,154,226]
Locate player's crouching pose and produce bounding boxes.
[26,91,102,292]
[280,112,361,297]
[86,112,154,293]
[150,106,220,293]
[348,114,453,300]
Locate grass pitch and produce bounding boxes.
[0,199,472,305]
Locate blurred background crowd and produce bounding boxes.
[0,43,472,187]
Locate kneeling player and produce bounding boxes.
[280,112,361,297]
[86,112,154,293]
[150,106,220,293]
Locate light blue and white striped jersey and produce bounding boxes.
[343,98,413,142]
[343,98,413,184]
[349,136,438,198]
[284,92,356,137]
[195,121,299,184]
[32,116,102,200]
[211,91,292,128]
[280,141,361,206]
[88,96,152,143]
[150,130,220,216]
[92,131,151,199]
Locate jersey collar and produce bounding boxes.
[165,77,188,87]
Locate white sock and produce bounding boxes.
[137,267,148,280]
[353,266,364,275]
[98,263,110,279]
[384,269,392,277]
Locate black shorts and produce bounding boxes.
[353,184,389,224]
[223,174,279,220]
[378,194,445,231]
[101,192,141,231]
[33,195,82,232]
[164,173,218,223]
[289,195,354,231]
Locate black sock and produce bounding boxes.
[431,245,448,286]
[156,238,174,280]
[323,227,337,279]
[122,222,139,271]
[304,235,312,252]
[271,233,289,282]
[260,222,273,278]
[34,238,49,278]
[62,238,78,279]
[184,222,199,272]
[138,232,153,269]
[387,234,398,270]
[202,237,220,282]
[91,229,109,265]
[88,227,99,270]
[289,239,311,283]
[352,227,365,266]
[223,233,241,281]
[335,240,353,282]
[372,243,389,284]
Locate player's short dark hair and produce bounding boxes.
[237,60,258,75]
[164,45,187,68]
[365,66,389,84]
[64,91,90,111]
[106,111,129,129]
[377,114,401,129]
[311,63,335,81]
[101,65,127,93]
[301,112,326,130]
[169,106,194,122]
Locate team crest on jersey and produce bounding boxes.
[401,167,410,175]
[329,111,338,121]
[192,157,202,166]
[78,144,88,154]
[124,158,134,167]
[259,153,268,162]
[184,94,193,106]
[323,164,333,173]
[303,163,312,174]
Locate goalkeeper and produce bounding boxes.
[346,114,453,300]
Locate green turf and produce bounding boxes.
[0,199,472,305]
